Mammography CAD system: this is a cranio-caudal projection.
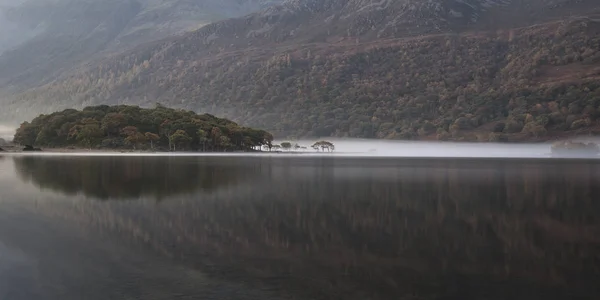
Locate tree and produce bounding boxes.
[159,119,174,150]
[219,136,232,150]
[121,126,146,149]
[281,142,292,151]
[263,132,274,151]
[145,132,160,149]
[101,113,126,136]
[13,122,38,146]
[169,130,192,151]
[312,141,335,152]
[197,129,209,151]
[76,121,104,148]
[210,127,222,148]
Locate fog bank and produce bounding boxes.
[272,138,600,158]
[2,139,597,159]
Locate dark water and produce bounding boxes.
[1,155,599,300]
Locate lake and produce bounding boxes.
[0,154,599,300]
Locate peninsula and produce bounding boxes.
[13,105,274,152]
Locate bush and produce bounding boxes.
[453,117,472,130]
[524,114,534,124]
[398,130,415,140]
[535,115,550,126]
[436,130,451,141]
[565,114,579,127]
[418,121,437,136]
[449,124,461,137]
[492,123,505,133]
[571,118,591,130]
[549,112,565,125]
[488,133,508,142]
[522,123,547,137]
[503,120,523,133]
[568,103,582,114]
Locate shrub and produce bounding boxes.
[503,120,523,133]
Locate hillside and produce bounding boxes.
[5,0,600,141]
[0,0,284,90]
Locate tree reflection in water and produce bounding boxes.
[13,157,600,299]
[13,156,253,200]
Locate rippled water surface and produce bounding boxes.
[1,154,599,300]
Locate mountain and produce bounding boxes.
[0,0,284,90]
[4,0,600,141]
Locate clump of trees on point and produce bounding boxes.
[262,140,335,152]
[13,104,273,152]
[312,141,335,152]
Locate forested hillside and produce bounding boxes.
[5,0,600,141]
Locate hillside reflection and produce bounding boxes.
[21,157,600,300]
[12,156,254,200]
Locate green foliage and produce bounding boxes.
[503,120,524,134]
[75,119,104,148]
[144,132,160,149]
[13,105,272,151]
[169,130,192,151]
[280,142,292,150]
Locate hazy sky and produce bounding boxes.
[0,125,13,140]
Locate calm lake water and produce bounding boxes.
[0,154,599,300]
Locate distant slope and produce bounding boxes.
[5,0,600,141]
[0,0,284,90]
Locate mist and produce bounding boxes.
[266,138,600,158]
[0,125,13,140]
[272,139,556,158]
[1,139,595,159]
[0,0,38,54]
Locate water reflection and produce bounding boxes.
[3,156,600,299]
[12,156,254,200]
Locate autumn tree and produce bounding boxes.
[145,132,160,150]
[121,126,147,149]
[169,130,192,151]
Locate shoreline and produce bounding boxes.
[0,146,318,155]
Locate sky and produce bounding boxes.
[0,125,13,140]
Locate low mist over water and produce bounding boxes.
[3,138,599,159]
[280,139,552,157]
[271,138,600,158]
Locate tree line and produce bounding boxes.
[269,140,335,152]
[13,104,274,151]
